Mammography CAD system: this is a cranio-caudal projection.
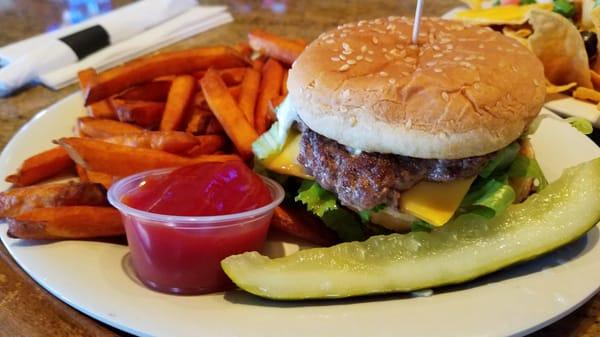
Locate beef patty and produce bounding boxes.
[297,128,492,210]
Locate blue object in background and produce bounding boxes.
[47,0,112,32]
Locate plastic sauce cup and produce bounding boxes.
[108,168,284,295]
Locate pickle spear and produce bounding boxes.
[222,158,600,300]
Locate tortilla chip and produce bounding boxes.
[528,9,593,88]
[502,27,532,46]
[580,0,596,30]
[573,86,600,102]
[591,70,600,90]
[453,4,552,25]
[459,0,483,10]
[545,80,577,94]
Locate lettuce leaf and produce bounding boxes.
[462,178,516,218]
[566,117,593,135]
[295,181,366,241]
[508,154,549,190]
[295,181,337,217]
[479,142,521,178]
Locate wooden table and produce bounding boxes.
[0,1,598,336]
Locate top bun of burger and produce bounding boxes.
[287,17,546,159]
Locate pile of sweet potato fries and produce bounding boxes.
[1,30,334,245]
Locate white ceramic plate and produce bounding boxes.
[545,98,600,129]
[1,93,600,337]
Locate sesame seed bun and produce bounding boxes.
[287,17,546,159]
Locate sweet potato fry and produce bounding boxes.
[255,58,284,133]
[76,165,89,181]
[77,117,143,138]
[248,29,305,65]
[111,99,165,129]
[187,135,227,156]
[573,86,600,103]
[84,46,248,105]
[0,182,107,218]
[7,206,124,240]
[117,80,171,102]
[57,137,240,176]
[200,69,259,158]
[103,131,198,154]
[160,75,196,131]
[78,69,117,119]
[6,147,74,186]
[194,68,247,86]
[233,42,253,58]
[270,95,286,110]
[205,117,225,135]
[185,107,212,134]
[271,206,338,246]
[194,85,242,109]
[86,170,117,189]
[238,68,261,126]
[252,57,265,71]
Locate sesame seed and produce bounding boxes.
[374,18,383,24]
[339,54,347,60]
[389,78,397,84]
[339,64,350,72]
[474,83,481,89]
[453,56,462,61]
[459,61,473,68]
[343,50,352,55]
[478,44,484,49]
[356,55,364,60]
[396,44,404,49]
[466,55,476,61]
[477,56,485,60]
[433,68,443,73]
[340,33,347,38]
[386,24,395,31]
[331,57,340,62]
[382,48,388,52]
[432,45,441,51]
[440,38,451,44]
[361,45,367,53]
[446,44,454,50]
[384,54,392,60]
[347,59,356,65]
[368,50,374,55]
[379,71,388,77]
[442,92,449,101]
[326,39,334,44]
[433,53,443,58]
[405,57,416,63]
[401,71,410,76]
[533,79,540,86]
[408,45,418,51]
[372,36,379,44]
[426,61,436,66]
[511,65,518,72]
[365,57,373,62]
[399,50,407,58]
[342,42,350,50]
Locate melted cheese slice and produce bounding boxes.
[263,134,475,226]
[453,4,552,25]
[400,177,475,227]
[262,131,313,180]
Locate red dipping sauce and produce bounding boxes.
[107,161,284,295]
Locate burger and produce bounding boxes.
[254,16,547,242]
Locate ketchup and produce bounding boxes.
[119,161,275,294]
[123,161,272,216]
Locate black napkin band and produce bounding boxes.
[59,25,110,60]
